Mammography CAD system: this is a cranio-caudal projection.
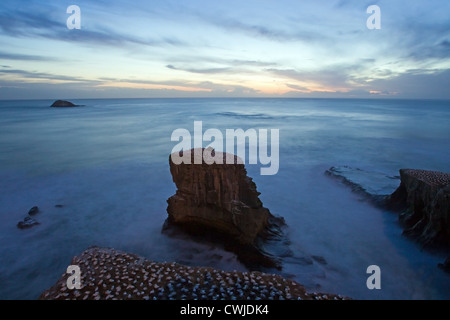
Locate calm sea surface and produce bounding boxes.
[0,98,449,299]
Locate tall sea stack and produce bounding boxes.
[166,148,284,268]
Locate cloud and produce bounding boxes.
[200,15,329,44]
[0,6,188,49]
[0,51,60,61]
[166,64,232,74]
[286,83,309,92]
[267,66,363,89]
[366,68,450,99]
[1,0,449,99]
[0,67,92,83]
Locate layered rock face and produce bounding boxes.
[167,149,272,246]
[388,169,450,246]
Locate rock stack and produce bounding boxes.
[166,148,285,268]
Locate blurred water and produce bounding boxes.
[0,98,449,299]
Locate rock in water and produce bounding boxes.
[325,166,400,205]
[28,206,39,216]
[388,169,450,247]
[17,206,41,229]
[438,257,450,273]
[50,100,77,107]
[166,148,285,268]
[17,216,40,229]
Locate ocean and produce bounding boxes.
[0,98,449,300]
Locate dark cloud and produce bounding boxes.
[367,68,450,99]
[0,7,187,49]
[204,16,329,44]
[0,68,92,83]
[267,65,365,88]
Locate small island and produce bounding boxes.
[50,100,79,107]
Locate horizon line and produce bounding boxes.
[2,97,449,102]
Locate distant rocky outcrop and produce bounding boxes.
[165,148,285,268]
[387,169,450,247]
[50,100,78,107]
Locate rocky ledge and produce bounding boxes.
[165,148,285,268]
[38,247,347,300]
[326,167,450,270]
[387,169,450,247]
[326,167,450,248]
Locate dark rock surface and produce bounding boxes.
[50,100,78,107]
[17,216,40,229]
[17,206,41,229]
[28,206,39,216]
[438,257,450,273]
[166,148,285,268]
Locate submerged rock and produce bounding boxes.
[17,206,41,229]
[325,166,399,205]
[50,100,78,107]
[438,257,450,273]
[28,206,39,216]
[17,216,40,229]
[165,148,285,269]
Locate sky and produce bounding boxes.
[0,0,449,99]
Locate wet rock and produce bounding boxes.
[312,255,328,265]
[17,216,40,229]
[438,257,450,273]
[28,206,39,216]
[325,166,399,205]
